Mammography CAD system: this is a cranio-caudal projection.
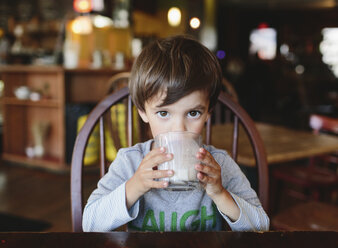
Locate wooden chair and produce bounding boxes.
[222,78,239,103]
[70,88,269,232]
[106,72,131,93]
[105,72,150,162]
[213,78,239,124]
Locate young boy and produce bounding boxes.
[83,35,269,232]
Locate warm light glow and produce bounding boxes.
[167,7,181,27]
[73,0,92,13]
[71,16,93,34]
[190,17,200,29]
[93,15,113,28]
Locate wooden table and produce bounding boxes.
[0,231,337,248]
[211,123,338,167]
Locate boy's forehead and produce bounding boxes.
[146,89,209,108]
[147,90,167,106]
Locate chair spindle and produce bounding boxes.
[232,116,239,162]
[128,95,133,147]
[99,116,106,177]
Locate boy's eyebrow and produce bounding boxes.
[154,104,207,110]
[192,104,207,110]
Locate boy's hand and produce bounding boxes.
[195,147,240,221]
[126,147,173,208]
[195,148,224,197]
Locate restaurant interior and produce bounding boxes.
[0,0,337,234]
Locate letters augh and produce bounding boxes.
[129,204,218,231]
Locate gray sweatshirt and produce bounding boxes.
[83,140,269,232]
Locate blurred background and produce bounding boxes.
[0,0,337,232]
[0,0,337,129]
[0,0,338,128]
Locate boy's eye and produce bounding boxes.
[188,111,201,118]
[157,111,169,118]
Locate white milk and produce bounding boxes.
[155,131,202,190]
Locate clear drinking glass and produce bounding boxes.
[154,131,202,191]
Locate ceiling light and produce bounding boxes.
[168,7,181,27]
[190,17,200,29]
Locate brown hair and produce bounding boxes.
[129,35,222,112]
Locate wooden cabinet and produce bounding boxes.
[0,66,66,170]
[0,66,127,171]
[64,68,123,103]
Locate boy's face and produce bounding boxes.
[138,90,210,138]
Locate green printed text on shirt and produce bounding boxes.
[129,204,217,231]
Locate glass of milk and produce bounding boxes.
[154,131,202,191]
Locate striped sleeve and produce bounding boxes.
[209,146,270,231]
[218,192,270,231]
[82,182,139,232]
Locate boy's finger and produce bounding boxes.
[143,150,173,169]
[195,164,218,178]
[148,180,170,189]
[197,172,218,186]
[197,172,208,183]
[196,148,216,167]
[143,147,166,162]
[148,169,174,179]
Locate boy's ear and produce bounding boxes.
[206,112,211,122]
[138,109,149,123]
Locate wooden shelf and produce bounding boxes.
[0,66,66,171]
[2,153,68,172]
[0,65,63,73]
[0,65,129,171]
[1,97,61,107]
[65,68,126,74]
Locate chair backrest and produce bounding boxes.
[104,72,150,162]
[71,88,269,232]
[222,78,239,103]
[212,78,239,124]
[106,72,131,93]
[207,93,269,209]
